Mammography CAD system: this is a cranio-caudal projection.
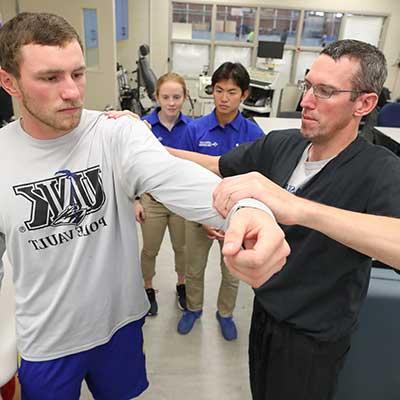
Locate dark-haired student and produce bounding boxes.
[175,61,264,341]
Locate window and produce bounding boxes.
[341,14,384,47]
[172,43,209,75]
[301,11,342,47]
[295,51,319,83]
[115,0,129,41]
[172,2,212,40]
[83,8,99,68]
[216,6,256,42]
[169,2,387,85]
[214,46,251,71]
[259,8,300,45]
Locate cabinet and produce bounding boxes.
[241,67,284,117]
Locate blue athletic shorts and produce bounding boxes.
[19,318,148,400]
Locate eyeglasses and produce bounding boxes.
[297,80,366,100]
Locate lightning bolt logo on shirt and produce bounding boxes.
[13,166,106,231]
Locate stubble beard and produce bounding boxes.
[22,94,82,134]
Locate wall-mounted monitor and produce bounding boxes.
[257,41,285,60]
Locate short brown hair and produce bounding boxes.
[0,12,83,77]
[156,72,187,98]
[321,39,387,98]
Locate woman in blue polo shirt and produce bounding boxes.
[107,72,191,316]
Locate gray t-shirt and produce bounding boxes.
[286,144,334,193]
[0,110,267,361]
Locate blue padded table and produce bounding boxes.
[336,267,400,399]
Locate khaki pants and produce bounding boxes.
[140,194,185,281]
[185,220,239,316]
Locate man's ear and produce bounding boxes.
[0,68,21,98]
[241,89,249,101]
[353,92,378,117]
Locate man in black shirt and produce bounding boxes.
[170,39,400,400]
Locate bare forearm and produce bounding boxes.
[166,147,221,176]
[297,198,400,269]
[214,172,400,269]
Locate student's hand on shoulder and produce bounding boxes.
[223,207,290,288]
[134,200,146,224]
[104,109,140,120]
[104,110,152,130]
[213,172,300,226]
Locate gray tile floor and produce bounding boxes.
[81,231,254,400]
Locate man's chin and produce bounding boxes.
[300,126,315,140]
[56,113,82,132]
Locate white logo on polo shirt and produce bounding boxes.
[199,141,218,147]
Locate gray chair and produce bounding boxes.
[116,44,157,116]
[336,267,400,400]
[137,44,157,103]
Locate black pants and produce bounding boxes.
[249,297,351,400]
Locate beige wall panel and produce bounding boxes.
[17,0,118,110]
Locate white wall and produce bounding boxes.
[149,0,170,77]
[117,0,150,74]
[0,0,16,22]
[149,0,400,99]
[14,0,119,110]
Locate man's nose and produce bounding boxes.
[60,77,81,101]
[221,91,229,102]
[300,87,316,109]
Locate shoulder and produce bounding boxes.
[180,113,193,124]
[352,139,400,215]
[73,109,108,134]
[357,138,400,171]
[141,109,158,124]
[96,112,152,143]
[187,114,212,133]
[189,113,211,126]
[235,129,305,160]
[0,119,19,135]
[352,136,399,162]
[242,118,264,137]
[0,120,19,149]
[265,129,305,147]
[334,138,400,201]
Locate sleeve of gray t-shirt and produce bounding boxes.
[107,116,273,229]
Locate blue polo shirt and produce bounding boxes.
[182,110,264,155]
[142,107,192,149]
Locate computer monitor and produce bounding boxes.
[257,41,284,60]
